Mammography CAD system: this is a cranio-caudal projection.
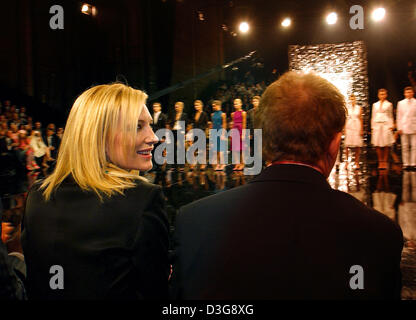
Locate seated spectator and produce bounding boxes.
[6,130,18,151]
[56,127,64,141]
[11,113,21,127]
[29,130,50,176]
[9,123,18,143]
[19,107,27,120]
[34,122,43,135]
[16,131,30,166]
[0,211,26,300]
[26,117,33,129]
[42,123,60,161]
[0,137,27,209]
[170,71,403,299]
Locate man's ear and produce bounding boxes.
[328,132,342,159]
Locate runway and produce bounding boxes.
[144,149,416,299]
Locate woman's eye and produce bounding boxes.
[137,124,142,130]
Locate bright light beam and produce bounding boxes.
[281,18,291,28]
[372,8,386,22]
[239,22,249,33]
[326,12,338,25]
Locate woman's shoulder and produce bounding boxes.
[27,177,163,210]
[109,179,163,205]
[130,179,162,194]
[28,179,46,193]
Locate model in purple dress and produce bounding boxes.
[231,98,246,171]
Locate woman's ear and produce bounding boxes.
[105,145,111,162]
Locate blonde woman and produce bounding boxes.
[22,83,169,299]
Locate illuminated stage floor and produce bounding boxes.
[144,157,416,300]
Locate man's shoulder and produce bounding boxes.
[331,188,380,217]
[331,189,402,239]
[179,184,251,216]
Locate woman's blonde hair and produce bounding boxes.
[40,83,147,202]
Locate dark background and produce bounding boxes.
[1,0,415,125]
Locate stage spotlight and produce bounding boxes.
[372,7,386,22]
[197,11,205,21]
[81,3,97,16]
[239,22,249,33]
[81,4,89,13]
[281,18,291,28]
[326,12,338,25]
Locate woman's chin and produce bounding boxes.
[138,162,153,172]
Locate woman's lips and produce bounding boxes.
[136,148,153,158]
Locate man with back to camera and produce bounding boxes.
[170,71,403,300]
[396,86,416,170]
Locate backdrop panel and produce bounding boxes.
[288,41,370,197]
[288,40,369,139]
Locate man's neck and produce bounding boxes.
[269,160,325,176]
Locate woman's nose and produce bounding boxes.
[144,127,159,145]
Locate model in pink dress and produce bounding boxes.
[231,98,246,171]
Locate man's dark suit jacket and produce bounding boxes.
[22,176,170,300]
[171,164,403,299]
[170,112,188,130]
[152,112,168,132]
[192,111,209,131]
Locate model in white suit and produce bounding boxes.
[397,87,416,168]
[345,95,363,168]
[371,89,395,169]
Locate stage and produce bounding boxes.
[144,148,416,299]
